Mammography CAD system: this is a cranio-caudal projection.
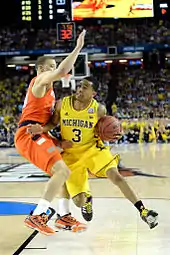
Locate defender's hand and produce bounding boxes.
[76,29,86,50]
[27,124,43,135]
[60,140,73,149]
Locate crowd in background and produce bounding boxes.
[0,67,169,147]
[0,20,170,50]
[0,20,170,147]
[118,118,170,144]
[115,69,170,119]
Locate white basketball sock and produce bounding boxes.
[32,199,50,215]
[57,198,70,216]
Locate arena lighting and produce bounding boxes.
[119,60,127,63]
[87,61,91,64]
[13,56,30,59]
[160,3,168,8]
[7,64,16,68]
[57,9,65,13]
[105,60,113,64]
[29,63,35,66]
[141,59,143,62]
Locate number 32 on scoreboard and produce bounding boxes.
[57,22,75,41]
[61,29,73,40]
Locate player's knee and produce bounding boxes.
[51,160,70,179]
[72,193,86,207]
[106,168,123,185]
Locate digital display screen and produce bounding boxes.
[129,60,142,65]
[159,2,168,15]
[94,62,107,67]
[72,0,154,20]
[20,0,70,23]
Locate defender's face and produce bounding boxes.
[76,79,96,102]
[40,59,57,72]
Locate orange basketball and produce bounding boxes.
[96,116,121,141]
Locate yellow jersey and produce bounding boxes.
[60,95,99,154]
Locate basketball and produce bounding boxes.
[96,116,122,141]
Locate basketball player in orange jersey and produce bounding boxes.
[28,76,158,230]
[14,30,87,236]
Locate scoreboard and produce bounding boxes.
[21,0,32,21]
[9,0,170,26]
[20,0,72,23]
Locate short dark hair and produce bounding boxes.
[83,76,99,92]
[35,56,55,70]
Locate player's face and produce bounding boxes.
[40,59,57,72]
[75,79,96,102]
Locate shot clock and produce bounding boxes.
[57,22,76,41]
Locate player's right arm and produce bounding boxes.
[32,30,86,98]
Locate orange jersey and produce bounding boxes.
[19,77,55,126]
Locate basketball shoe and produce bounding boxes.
[55,213,87,232]
[25,212,55,235]
[81,193,93,222]
[140,209,158,229]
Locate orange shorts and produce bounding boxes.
[15,126,62,176]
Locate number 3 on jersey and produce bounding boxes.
[72,129,82,142]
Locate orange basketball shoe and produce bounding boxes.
[25,213,55,235]
[55,213,87,232]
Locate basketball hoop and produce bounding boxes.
[61,74,72,88]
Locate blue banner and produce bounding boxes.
[0,44,170,56]
[118,44,170,53]
[0,47,107,56]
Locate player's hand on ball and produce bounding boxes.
[60,140,73,149]
[111,134,122,142]
[27,124,43,135]
[76,29,86,50]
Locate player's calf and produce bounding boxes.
[72,192,86,207]
[106,167,158,229]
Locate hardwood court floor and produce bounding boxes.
[0,144,170,255]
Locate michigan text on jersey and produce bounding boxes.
[62,119,94,129]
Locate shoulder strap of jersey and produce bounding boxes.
[29,76,37,89]
[61,95,72,111]
[91,98,99,113]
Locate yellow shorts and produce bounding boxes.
[62,145,120,198]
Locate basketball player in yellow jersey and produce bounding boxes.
[28,76,158,230]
